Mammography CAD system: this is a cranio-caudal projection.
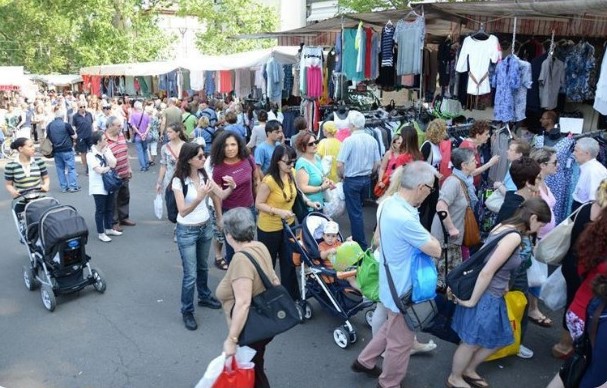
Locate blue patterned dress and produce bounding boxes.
[492,55,521,122]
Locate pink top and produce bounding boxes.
[212,156,255,209]
[336,128,351,142]
[538,184,556,239]
[384,151,400,179]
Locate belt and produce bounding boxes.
[178,219,209,229]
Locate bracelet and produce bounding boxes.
[229,336,238,344]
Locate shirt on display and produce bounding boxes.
[393,16,425,76]
[456,34,501,95]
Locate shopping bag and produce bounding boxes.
[195,353,226,388]
[154,194,163,220]
[527,256,548,288]
[212,356,255,388]
[411,249,438,303]
[421,293,460,345]
[486,290,527,361]
[323,183,345,219]
[357,249,380,302]
[540,267,567,311]
[484,190,505,213]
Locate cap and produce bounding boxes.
[324,221,339,234]
[102,102,111,108]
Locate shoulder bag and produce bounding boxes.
[446,229,520,300]
[95,154,123,193]
[236,251,301,345]
[535,204,587,265]
[456,178,481,247]
[378,205,438,331]
[40,136,54,158]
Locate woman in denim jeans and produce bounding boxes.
[129,101,150,171]
[173,142,236,331]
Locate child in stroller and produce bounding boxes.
[317,221,359,290]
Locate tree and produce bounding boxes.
[0,0,173,73]
[337,0,408,13]
[178,0,279,55]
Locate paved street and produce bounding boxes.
[1,147,564,388]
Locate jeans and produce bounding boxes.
[176,222,213,314]
[93,194,115,233]
[54,151,79,190]
[134,137,149,169]
[343,176,370,251]
[223,206,256,264]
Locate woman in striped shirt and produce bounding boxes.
[4,137,50,198]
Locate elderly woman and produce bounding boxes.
[459,120,499,187]
[317,121,341,183]
[256,145,320,300]
[172,142,236,331]
[419,119,449,230]
[295,132,333,210]
[4,138,50,198]
[216,207,281,388]
[431,148,477,285]
[129,101,151,171]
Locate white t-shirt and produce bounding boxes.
[172,173,211,225]
[267,110,284,124]
[573,158,607,203]
[456,35,501,95]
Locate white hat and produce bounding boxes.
[324,221,339,234]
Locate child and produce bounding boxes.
[318,221,358,289]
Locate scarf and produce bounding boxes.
[452,168,478,208]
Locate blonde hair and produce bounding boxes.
[597,179,607,208]
[323,121,337,135]
[425,119,447,144]
[378,165,404,204]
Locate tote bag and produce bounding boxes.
[485,290,527,361]
[535,204,586,265]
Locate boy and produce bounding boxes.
[318,221,358,289]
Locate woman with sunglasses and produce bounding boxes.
[256,145,319,300]
[173,142,236,331]
[295,132,333,210]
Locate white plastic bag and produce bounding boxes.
[323,183,345,219]
[540,267,566,311]
[527,256,548,288]
[194,346,256,388]
[154,194,163,220]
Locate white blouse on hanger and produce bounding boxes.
[456,34,501,95]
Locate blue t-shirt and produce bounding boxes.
[295,156,324,204]
[255,142,277,175]
[377,195,431,313]
[224,124,247,139]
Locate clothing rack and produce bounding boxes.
[573,129,606,139]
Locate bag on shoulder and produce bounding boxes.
[446,229,520,300]
[236,251,301,345]
[40,137,54,158]
[165,177,188,223]
[535,204,586,265]
[95,154,122,193]
[456,178,481,247]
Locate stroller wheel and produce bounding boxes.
[333,326,349,349]
[365,308,374,328]
[303,301,313,320]
[349,330,357,344]
[41,285,56,312]
[91,269,107,293]
[23,265,37,291]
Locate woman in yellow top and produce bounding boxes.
[256,145,319,300]
[316,121,341,183]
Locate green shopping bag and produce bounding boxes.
[357,249,380,302]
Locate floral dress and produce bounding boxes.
[159,143,179,191]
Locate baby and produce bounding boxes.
[318,221,358,289]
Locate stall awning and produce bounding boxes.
[80,61,185,76]
[0,66,29,91]
[30,74,82,86]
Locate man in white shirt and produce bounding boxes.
[572,137,607,211]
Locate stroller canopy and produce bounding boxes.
[39,205,88,256]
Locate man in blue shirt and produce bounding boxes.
[47,107,79,192]
[336,110,380,250]
[255,120,283,175]
[223,111,247,140]
[352,161,441,388]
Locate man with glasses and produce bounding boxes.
[255,120,283,175]
[336,110,380,251]
[71,102,94,174]
[95,102,113,132]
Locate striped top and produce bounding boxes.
[4,157,48,193]
[381,24,395,67]
[105,132,130,179]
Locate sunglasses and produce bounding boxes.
[307,140,319,146]
[103,107,111,110]
[281,159,294,166]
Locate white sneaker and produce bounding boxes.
[98,233,112,242]
[105,229,123,236]
[517,344,534,359]
[411,339,437,355]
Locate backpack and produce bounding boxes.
[165,177,187,223]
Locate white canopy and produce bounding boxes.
[30,74,82,86]
[79,61,183,76]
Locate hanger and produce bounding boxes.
[404,7,421,20]
[386,19,393,26]
[471,23,489,40]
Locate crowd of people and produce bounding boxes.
[2,90,607,388]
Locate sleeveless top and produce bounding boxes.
[484,230,522,297]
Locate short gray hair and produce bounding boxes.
[530,146,557,164]
[133,101,143,111]
[106,115,119,129]
[576,137,600,158]
[451,148,475,170]
[222,207,255,242]
[399,161,435,190]
[348,110,365,129]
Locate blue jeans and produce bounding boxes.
[93,194,115,233]
[343,176,370,251]
[176,222,213,314]
[134,137,149,169]
[54,151,78,190]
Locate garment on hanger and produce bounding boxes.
[538,56,565,110]
[492,55,521,122]
[235,69,252,98]
[380,23,395,67]
[299,46,323,96]
[218,70,233,94]
[527,53,547,112]
[342,28,359,81]
[394,15,425,75]
[204,71,216,95]
[266,58,283,103]
[370,32,381,80]
[283,65,293,99]
[513,59,532,122]
[438,38,454,88]
[456,34,501,95]
[190,71,204,91]
[355,22,365,76]
[364,28,374,79]
[594,48,607,115]
[488,126,513,182]
[565,41,596,102]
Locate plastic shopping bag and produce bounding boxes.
[195,353,226,388]
[213,356,255,388]
[411,249,438,303]
[485,290,527,361]
[357,249,380,302]
[154,194,163,220]
[527,255,548,288]
[540,267,567,311]
[323,182,345,219]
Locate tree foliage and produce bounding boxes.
[178,0,279,55]
[337,0,409,13]
[0,0,172,73]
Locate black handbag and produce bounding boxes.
[446,229,519,300]
[559,300,605,388]
[236,251,301,345]
[292,187,310,223]
[95,154,123,193]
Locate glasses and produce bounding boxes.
[103,107,111,110]
[79,106,86,109]
[423,184,435,193]
[281,159,294,166]
[307,140,319,146]
[544,160,558,166]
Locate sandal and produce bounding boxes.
[529,315,553,328]
[214,257,228,271]
[463,375,489,388]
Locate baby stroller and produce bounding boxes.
[284,212,374,349]
[12,189,106,312]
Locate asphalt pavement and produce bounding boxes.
[0,146,565,388]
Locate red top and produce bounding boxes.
[212,156,255,210]
[105,132,130,179]
[459,139,481,186]
[364,28,373,79]
[570,261,607,320]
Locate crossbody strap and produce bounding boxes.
[589,300,606,348]
[166,144,178,160]
[240,250,273,290]
[455,176,472,208]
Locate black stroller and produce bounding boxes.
[284,212,374,349]
[12,191,106,311]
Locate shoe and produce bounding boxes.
[214,257,229,271]
[98,233,112,242]
[112,224,123,232]
[61,188,68,193]
[517,344,534,359]
[411,339,437,355]
[446,380,470,388]
[120,219,136,226]
[351,359,382,378]
[67,187,81,193]
[105,229,123,236]
[198,296,221,309]
[183,313,197,331]
[463,374,489,388]
[529,315,553,328]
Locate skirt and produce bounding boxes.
[451,292,514,349]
